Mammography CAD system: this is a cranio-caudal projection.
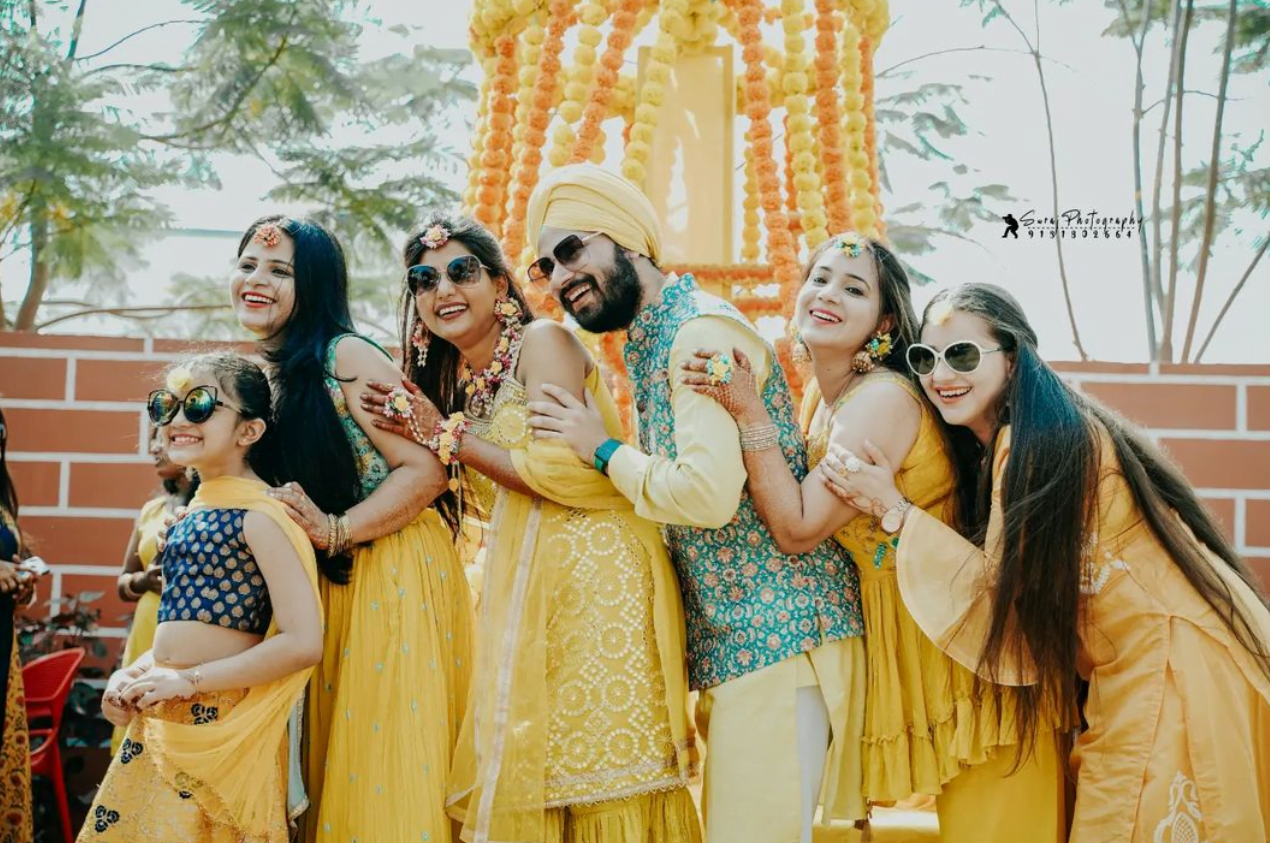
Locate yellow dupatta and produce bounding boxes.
[447,368,693,843]
[141,475,321,839]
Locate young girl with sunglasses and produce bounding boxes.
[229,215,473,843]
[82,353,322,843]
[361,213,700,843]
[684,235,1066,842]
[822,283,1270,842]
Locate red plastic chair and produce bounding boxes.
[22,648,85,843]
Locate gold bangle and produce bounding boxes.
[739,423,780,452]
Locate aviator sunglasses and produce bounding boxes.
[906,341,1003,377]
[407,255,493,295]
[527,232,602,285]
[147,386,239,426]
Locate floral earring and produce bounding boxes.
[412,319,430,369]
[852,328,893,374]
[494,295,523,331]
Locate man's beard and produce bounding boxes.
[560,249,644,333]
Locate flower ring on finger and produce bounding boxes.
[382,387,415,422]
[705,353,734,387]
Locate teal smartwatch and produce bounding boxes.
[592,438,622,476]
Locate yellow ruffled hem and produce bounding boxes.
[859,574,1025,803]
[543,786,702,843]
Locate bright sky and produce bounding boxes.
[11,0,1268,363]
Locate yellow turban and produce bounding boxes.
[525,164,662,263]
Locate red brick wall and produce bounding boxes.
[1,335,1268,657]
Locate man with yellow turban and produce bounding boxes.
[526,164,867,843]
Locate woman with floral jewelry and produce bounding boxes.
[228,216,472,843]
[82,353,322,843]
[821,283,1270,843]
[361,212,700,843]
[683,234,1066,842]
[110,425,198,754]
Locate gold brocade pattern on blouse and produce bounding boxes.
[478,376,683,805]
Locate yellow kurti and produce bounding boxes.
[448,365,699,843]
[898,425,1270,843]
[111,496,169,754]
[804,375,1064,841]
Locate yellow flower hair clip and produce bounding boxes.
[927,299,955,326]
[166,366,194,394]
[706,353,734,387]
[834,231,866,259]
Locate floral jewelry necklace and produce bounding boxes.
[458,317,523,418]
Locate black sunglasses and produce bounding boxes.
[527,232,602,285]
[906,341,1003,377]
[147,386,239,426]
[407,255,492,295]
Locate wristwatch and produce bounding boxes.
[592,438,622,476]
[880,496,914,534]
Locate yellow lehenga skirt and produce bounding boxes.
[304,508,474,843]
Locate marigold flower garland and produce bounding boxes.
[464,72,494,213]
[741,135,762,263]
[860,34,884,238]
[570,0,642,165]
[838,16,874,237]
[503,0,572,265]
[546,0,604,168]
[474,34,519,237]
[814,0,850,233]
[781,0,828,247]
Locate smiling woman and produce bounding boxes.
[228,215,474,843]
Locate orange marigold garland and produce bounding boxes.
[463,72,494,214]
[475,34,518,237]
[570,0,642,165]
[503,0,572,266]
[814,0,850,233]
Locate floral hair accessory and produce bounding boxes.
[705,353,734,387]
[834,231,866,258]
[166,366,194,394]
[927,298,955,326]
[420,224,450,250]
[382,386,414,422]
[253,223,283,248]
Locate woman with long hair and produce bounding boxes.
[1,405,35,843]
[83,353,322,843]
[111,426,198,754]
[823,282,1270,842]
[229,215,472,842]
[681,234,1065,841]
[361,212,699,843]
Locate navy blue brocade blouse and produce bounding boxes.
[156,508,273,635]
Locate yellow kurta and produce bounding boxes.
[78,476,321,843]
[898,425,1270,843]
[448,365,699,843]
[111,496,169,754]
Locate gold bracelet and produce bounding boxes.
[739,423,780,452]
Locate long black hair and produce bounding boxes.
[799,234,919,379]
[398,211,535,437]
[239,215,363,583]
[168,352,281,484]
[928,283,1270,758]
[0,405,16,521]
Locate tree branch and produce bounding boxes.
[877,45,1056,77]
[1194,234,1268,361]
[1151,0,1183,315]
[1181,0,1237,362]
[1143,89,1227,113]
[74,19,204,63]
[1160,0,1194,362]
[84,63,193,77]
[34,303,232,331]
[1124,0,1158,359]
[65,0,88,62]
[141,36,290,144]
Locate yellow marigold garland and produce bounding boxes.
[570,0,642,165]
[474,34,519,237]
[781,0,828,247]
